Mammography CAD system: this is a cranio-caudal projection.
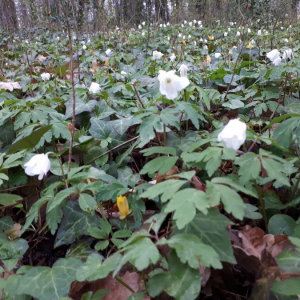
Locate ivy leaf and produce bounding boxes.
[140,156,179,176]
[47,187,78,212]
[76,253,121,282]
[179,210,236,263]
[0,233,28,260]
[164,188,209,229]
[147,251,201,300]
[158,233,222,269]
[0,216,14,231]
[55,201,99,248]
[17,258,82,300]
[65,97,97,119]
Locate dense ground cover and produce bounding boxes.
[0,19,300,300]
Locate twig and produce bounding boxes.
[132,82,145,108]
[86,136,140,164]
[115,276,136,293]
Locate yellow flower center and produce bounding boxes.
[166,78,172,84]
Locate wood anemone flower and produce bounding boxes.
[117,196,132,220]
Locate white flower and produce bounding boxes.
[89,82,101,93]
[193,20,197,24]
[273,57,282,66]
[82,45,87,50]
[138,25,142,29]
[248,28,251,33]
[159,24,162,28]
[266,49,281,62]
[258,30,262,36]
[203,45,208,50]
[228,28,231,32]
[179,64,188,77]
[41,73,50,81]
[81,41,85,45]
[237,31,241,36]
[189,22,193,26]
[282,49,293,60]
[178,33,182,38]
[229,22,234,26]
[217,119,247,150]
[153,50,163,60]
[158,70,190,100]
[224,32,228,37]
[0,81,21,91]
[182,35,186,40]
[170,53,176,62]
[204,39,207,43]
[188,34,191,39]
[184,20,187,24]
[215,53,221,58]
[192,41,197,46]
[167,22,170,26]
[198,21,202,25]
[283,38,289,43]
[24,154,51,180]
[200,38,203,42]
[142,32,145,36]
[56,36,60,41]
[105,49,112,56]
[37,55,46,63]
[121,70,127,75]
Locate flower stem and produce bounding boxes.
[255,180,268,232]
[115,276,135,293]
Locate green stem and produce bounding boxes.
[97,203,108,222]
[163,124,167,146]
[115,276,135,293]
[255,180,268,232]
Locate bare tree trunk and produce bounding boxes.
[0,0,18,31]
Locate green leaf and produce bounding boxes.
[140,156,178,176]
[0,216,14,230]
[112,230,132,239]
[272,278,300,296]
[55,201,99,248]
[0,193,22,206]
[179,210,236,263]
[76,253,121,281]
[114,236,160,275]
[65,97,97,119]
[209,183,246,220]
[182,147,222,177]
[141,146,177,157]
[140,179,187,203]
[8,125,52,154]
[147,251,201,300]
[0,233,28,260]
[235,152,261,185]
[268,215,296,235]
[47,187,78,212]
[164,188,209,229]
[79,193,97,213]
[144,212,168,235]
[158,233,222,269]
[91,289,110,300]
[276,249,300,273]
[95,240,109,251]
[126,292,145,300]
[17,258,82,300]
